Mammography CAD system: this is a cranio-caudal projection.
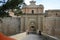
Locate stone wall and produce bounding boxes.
[45,10,60,17]
[0,16,60,38]
[0,17,21,35]
[22,7,44,14]
[20,15,44,32]
[43,17,60,38]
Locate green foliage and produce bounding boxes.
[0,11,10,17]
[1,0,23,10]
[14,10,22,16]
[0,0,23,17]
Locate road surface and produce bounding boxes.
[22,34,46,40]
[10,32,57,40]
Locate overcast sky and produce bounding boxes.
[0,0,60,10]
[25,0,60,10]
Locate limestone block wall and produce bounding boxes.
[22,8,38,14]
[45,10,60,17]
[38,15,44,31]
[20,15,38,32]
[0,17,21,35]
[20,15,44,32]
[22,8,44,14]
[43,17,60,38]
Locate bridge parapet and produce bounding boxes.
[42,32,60,40]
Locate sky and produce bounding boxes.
[25,0,60,10]
[0,0,7,6]
[0,0,60,10]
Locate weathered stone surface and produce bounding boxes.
[10,32,57,40]
[0,17,21,35]
[43,17,60,38]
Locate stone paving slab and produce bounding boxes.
[10,32,59,40]
[22,34,45,40]
[10,32,27,40]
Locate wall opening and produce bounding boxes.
[31,26,35,28]
[30,26,36,31]
[32,10,34,14]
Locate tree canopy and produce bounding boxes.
[0,0,24,17]
[0,0,23,10]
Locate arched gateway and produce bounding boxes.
[20,0,44,33]
[28,21,36,32]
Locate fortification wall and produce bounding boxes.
[0,17,21,35]
[43,17,60,38]
[45,10,60,17]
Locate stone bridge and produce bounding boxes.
[10,32,59,40]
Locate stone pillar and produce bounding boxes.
[38,16,43,32]
[20,17,24,32]
[38,16,41,30]
[25,16,28,31]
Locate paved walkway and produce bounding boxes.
[10,32,57,40]
[10,32,27,40]
[22,34,46,40]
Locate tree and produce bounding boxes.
[14,9,22,16]
[0,0,23,17]
[0,11,10,17]
[1,0,23,10]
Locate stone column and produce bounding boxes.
[40,17,43,32]
[20,17,24,32]
[38,15,44,32]
[25,16,28,31]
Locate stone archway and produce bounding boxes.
[30,26,36,31]
[26,20,37,33]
